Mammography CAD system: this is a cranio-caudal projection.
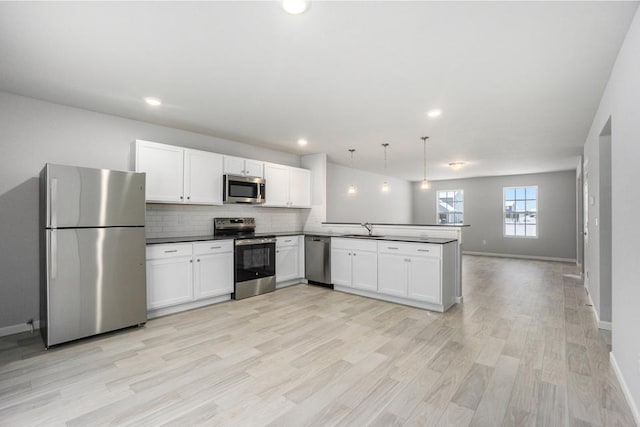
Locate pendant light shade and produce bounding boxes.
[420,136,430,190]
[347,149,357,195]
[381,143,390,192]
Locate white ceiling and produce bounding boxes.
[0,1,637,181]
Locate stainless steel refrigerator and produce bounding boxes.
[40,164,147,347]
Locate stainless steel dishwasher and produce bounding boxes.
[304,235,332,288]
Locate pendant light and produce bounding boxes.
[381,143,390,192]
[420,136,430,190]
[347,149,357,195]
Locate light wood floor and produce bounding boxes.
[0,256,636,426]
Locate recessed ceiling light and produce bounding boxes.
[297,138,308,146]
[427,109,442,118]
[281,0,311,15]
[144,97,162,107]
[449,162,465,170]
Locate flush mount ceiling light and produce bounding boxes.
[297,138,308,146]
[420,136,430,190]
[449,162,465,170]
[144,97,162,107]
[381,143,390,193]
[347,149,357,195]
[281,0,311,15]
[427,109,442,118]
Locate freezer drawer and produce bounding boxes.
[43,164,145,228]
[43,227,146,347]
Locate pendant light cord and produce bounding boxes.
[420,136,429,182]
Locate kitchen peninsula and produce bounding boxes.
[314,222,467,312]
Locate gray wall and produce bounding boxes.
[412,171,577,260]
[0,91,303,330]
[326,163,412,224]
[584,5,640,409]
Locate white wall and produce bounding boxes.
[412,171,577,260]
[0,91,305,330]
[584,6,640,420]
[326,163,413,224]
[301,153,327,231]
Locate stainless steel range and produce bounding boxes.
[214,218,276,300]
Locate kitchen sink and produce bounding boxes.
[342,234,385,238]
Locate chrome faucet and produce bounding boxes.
[361,222,374,236]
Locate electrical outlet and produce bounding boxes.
[482,239,487,245]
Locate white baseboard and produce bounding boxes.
[455,296,464,304]
[610,352,640,426]
[0,320,40,338]
[147,295,230,319]
[463,251,576,263]
[598,321,612,331]
[276,279,306,289]
[585,289,612,331]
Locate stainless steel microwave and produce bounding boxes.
[223,174,265,204]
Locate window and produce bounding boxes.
[504,186,537,237]
[437,190,464,224]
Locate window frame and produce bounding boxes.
[436,189,464,225]
[503,185,538,239]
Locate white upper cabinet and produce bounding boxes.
[264,163,290,207]
[244,159,264,178]
[135,140,223,205]
[263,163,311,208]
[136,141,184,203]
[289,167,312,208]
[185,149,223,205]
[223,155,263,178]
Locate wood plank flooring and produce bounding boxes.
[0,255,636,426]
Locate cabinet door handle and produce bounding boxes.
[210,246,221,250]
[187,196,191,200]
[353,253,357,256]
[190,259,193,263]
[164,249,178,253]
[197,259,200,262]
[418,249,430,252]
[276,250,280,253]
[180,196,184,200]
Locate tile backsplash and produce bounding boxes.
[145,203,309,238]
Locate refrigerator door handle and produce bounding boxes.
[50,178,58,228]
[50,230,57,279]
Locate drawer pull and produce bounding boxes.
[387,247,399,250]
[418,249,430,252]
[210,246,221,250]
[284,239,292,242]
[164,249,178,253]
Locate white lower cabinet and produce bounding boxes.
[330,238,378,291]
[147,254,194,309]
[330,247,353,287]
[275,236,304,284]
[407,255,441,303]
[378,252,408,297]
[333,237,454,312]
[193,242,234,299]
[146,240,234,315]
[351,250,378,292]
[378,241,443,306]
